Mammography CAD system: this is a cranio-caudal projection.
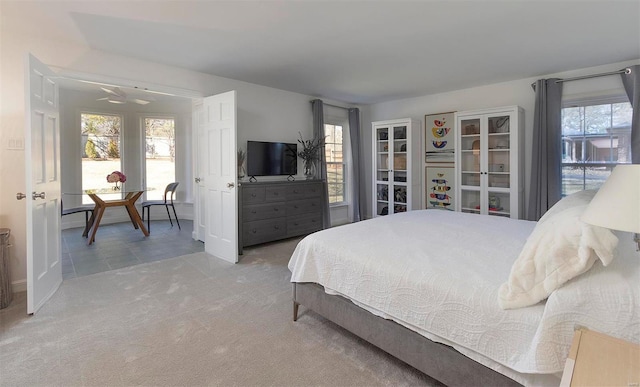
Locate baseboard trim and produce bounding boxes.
[12,279,26,293]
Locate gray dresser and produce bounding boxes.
[239,180,325,252]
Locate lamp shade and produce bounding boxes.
[581,164,640,233]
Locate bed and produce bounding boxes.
[288,204,639,386]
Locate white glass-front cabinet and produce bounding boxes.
[372,118,421,217]
[455,106,524,218]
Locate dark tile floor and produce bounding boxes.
[61,219,204,279]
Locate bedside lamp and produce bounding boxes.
[581,164,640,250]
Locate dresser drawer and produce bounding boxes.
[242,187,265,204]
[286,183,322,200]
[243,219,287,246]
[287,198,323,216]
[265,186,288,202]
[243,202,286,222]
[287,213,322,237]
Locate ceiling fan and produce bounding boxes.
[97,86,154,105]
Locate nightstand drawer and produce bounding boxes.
[242,187,265,204]
[243,203,286,222]
[243,219,287,246]
[287,198,322,215]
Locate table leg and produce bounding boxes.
[82,204,99,238]
[123,204,140,229]
[125,202,149,236]
[125,191,148,236]
[87,205,105,245]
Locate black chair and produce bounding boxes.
[141,182,180,232]
[61,200,95,238]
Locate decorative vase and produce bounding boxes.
[113,181,121,191]
[303,159,316,180]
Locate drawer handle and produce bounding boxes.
[294,205,299,209]
[294,222,299,226]
[251,193,256,197]
[312,220,316,223]
[251,210,257,214]
[311,203,316,207]
[274,192,279,195]
[274,208,279,212]
[252,229,257,234]
[293,190,298,194]
[274,225,280,230]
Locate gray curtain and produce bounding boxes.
[348,108,365,222]
[621,65,640,164]
[311,99,330,228]
[527,78,563,221]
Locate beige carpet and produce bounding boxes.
[0,237,440,386]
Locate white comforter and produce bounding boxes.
[288,210,639,381]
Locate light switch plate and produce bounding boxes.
[6,137,24,150]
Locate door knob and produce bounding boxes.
[16,193,26,200]
[195,177,201,183]
[32,191,45,200]
[227,182,235,188]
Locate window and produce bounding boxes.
[325,123,345,204]
[561,100,632,196]
[144,117,176,201]
[81,113,122,203]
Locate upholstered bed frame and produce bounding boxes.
[292,282,522,387]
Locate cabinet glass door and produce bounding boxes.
[486,114,511,217]
[375,126,390,216]
[459,118,481,187]
[487,114,511,190]
[460,189,480,214]
[391,125,408,214]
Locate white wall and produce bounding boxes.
[0,26,353,290]
[362,59,640,219]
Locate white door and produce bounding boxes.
[192,101,206,241]
[201,91,238,263]
[24,54,62,314]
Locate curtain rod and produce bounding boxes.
[309,100,351,110]
[555,68,631,83]
[531,67,631,89]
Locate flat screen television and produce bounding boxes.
[247,141,298,176]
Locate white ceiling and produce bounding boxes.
[6,1,640,104]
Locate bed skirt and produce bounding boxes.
[293,282,521,387]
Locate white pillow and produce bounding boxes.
[537,189,597,224]
[498,198,618,309]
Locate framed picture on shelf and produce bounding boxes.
[425,111,455,162]
[425,164,455,211]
